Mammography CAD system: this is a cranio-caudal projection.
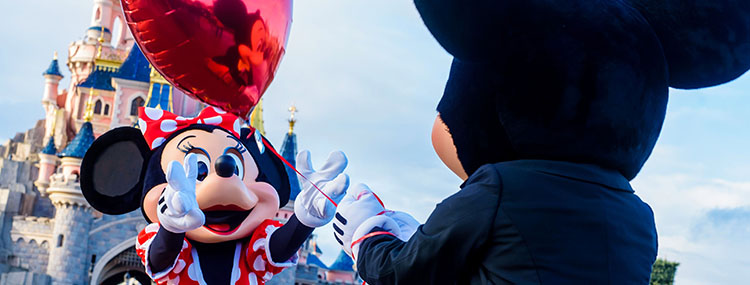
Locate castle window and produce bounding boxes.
[104,104,110,116]
[131,97,145,116]
[95,7,101,22]
[57,234,64,247]
[94,99,103,115]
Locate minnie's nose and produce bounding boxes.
[215,155,237,178]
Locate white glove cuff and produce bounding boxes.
[351,215,401,260]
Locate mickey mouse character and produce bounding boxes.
[80,106,349,285]
[333,0,750,284]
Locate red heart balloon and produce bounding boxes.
[121,0,292,119]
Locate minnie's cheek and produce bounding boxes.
[143,183,167,223]
[248,182,279,207]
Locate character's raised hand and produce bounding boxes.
[157,153,205,233]
[333,184,392,256]
[294,150,350,228]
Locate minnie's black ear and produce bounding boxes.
[241,128,291,208]
[81,127,151,215]
[631,0,750,89]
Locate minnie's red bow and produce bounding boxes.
[137,107,248,149]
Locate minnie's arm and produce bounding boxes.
[268,214,314,263]
[148,228,186,272]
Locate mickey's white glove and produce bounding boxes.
[333,184,389,256]
[334,185,422,259]
[157,153,205,233]
[382,210,421,241]
[294,150,350,228]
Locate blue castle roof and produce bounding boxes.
[43,58,63,77]
[87,26,111,34]
[328,250,354,272]
[280,132,301,201]
[306,253,328,269]
[113,45,150,82]
[41,136,57,155]
[79,65,116,91]
[58,122,95,158]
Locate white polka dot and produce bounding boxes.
[160,120,178,132]
[166,276,180,285]
[233,118,242,135]
[187,263,200,281]
[253,255,266,271]
[248,273,258,285]
[213,106,226,114]
[138,119,147,134]
[151,137,165,149]
[253,238,265,251]
[203,116,223,125]
[176,116,187,121]
[197,119,203,124]
[144,108,163,120]
[174,259,186,273]
[263,272,273,281]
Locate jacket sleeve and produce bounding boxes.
[356,166,502,284]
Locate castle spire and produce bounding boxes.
[280,104,301,201]
[43,51,63,78]
[288,104,297,135]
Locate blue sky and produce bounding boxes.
[2,1,749,283]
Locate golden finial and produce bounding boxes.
[53,51,58,60]
[288,104,297,135]
[96,26,105,59]
[83,87,95,122]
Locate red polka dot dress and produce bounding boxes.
[136,220,296,285]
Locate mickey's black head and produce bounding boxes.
[416,0,750,180]
[80,125,290,243]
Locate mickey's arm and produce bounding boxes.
[342,169,500,284]
[267,150,349,263]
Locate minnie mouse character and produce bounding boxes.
[80,106,349,284]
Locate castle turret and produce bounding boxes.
[34,135,59,196]
[43,52,63,105]
[46,99,96,285]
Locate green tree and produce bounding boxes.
[650,258,680,285]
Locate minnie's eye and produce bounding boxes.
[191,153,210,182]
[226,152,244,180]
[197,161,208,181]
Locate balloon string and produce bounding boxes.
[261,138,338,207]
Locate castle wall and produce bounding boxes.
[87,212,145,268]
[46,204,93,285]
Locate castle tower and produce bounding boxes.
[42,52,63,111]
[86,0,127,46]
[34,123,60,196]
[45,101,96,285]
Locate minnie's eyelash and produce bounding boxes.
[179,141,197,153]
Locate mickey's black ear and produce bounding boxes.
[632,0,750,89]
[241,128,291,208]
[81,127,151,215]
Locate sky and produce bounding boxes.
[1,1,749,284]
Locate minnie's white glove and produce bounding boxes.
[157,153,205,233]
[294,150,350,228]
